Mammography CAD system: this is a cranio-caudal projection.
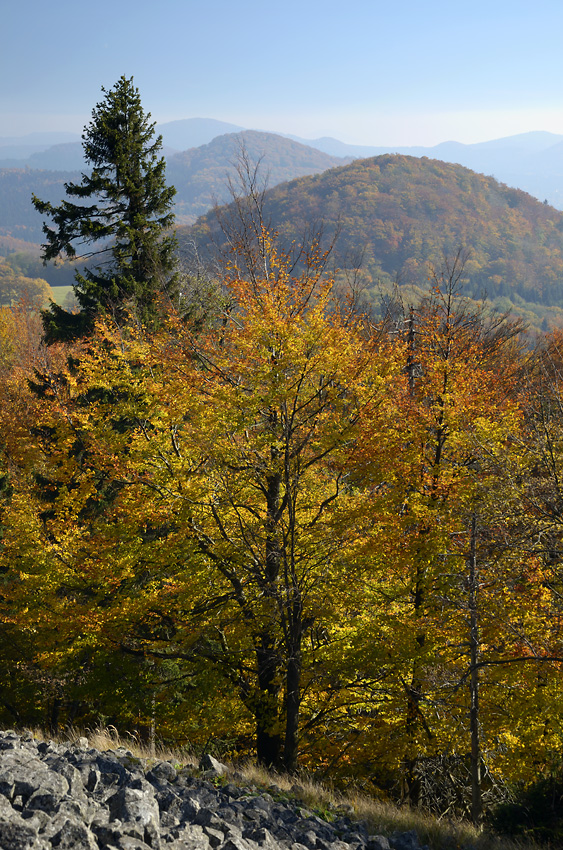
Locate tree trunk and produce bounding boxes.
[255,637,283,769]
[404,547,428,807]
[283,647,302,773]
[254,431,284,768]
[49,696,61,735]
[468,513,483,825]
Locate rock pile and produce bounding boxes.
[0,730,429,850]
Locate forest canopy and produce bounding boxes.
[5,84,563,836]
[1,202,562,828]
[179,154,563,332]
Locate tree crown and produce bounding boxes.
[33,76,178,342]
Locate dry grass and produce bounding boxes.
[237,761,541,850]
[13,727,542,850]
[27,724,198,768]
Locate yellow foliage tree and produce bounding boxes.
[0,227,403,769]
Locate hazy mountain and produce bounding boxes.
[22,140,184,172]
[157,118,245,151]
[288,130,563,163]
[0,169,81,243]
[0,130,347,242]
[0,131,80,155]
[179,154,563,331]
[26,142,85,171]
[287,131,563,209]
[8,119,563,210]
[0,119,245,170]
[0,133,82,167]
[166,130,350,223]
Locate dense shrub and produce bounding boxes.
[488,763,563,844]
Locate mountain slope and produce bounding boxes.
[166,130,350,223]
[0,168,81,243]
[0,131,348,244]
[157,117,245,151]
[178,154,563,322]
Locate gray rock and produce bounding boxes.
[367,837,392,850]
[221,838,254,850]
[108,785,161,848]
[0,751,50,801]
[180,795,201,822]
[174,822,210,848]
[0,732,428,850]
[222,784,246,799]
[203,826,225,847]
[21,809,52,832]
[146,761,177,786]
[242,827,279,849]
[0,815,42,850]
[390,831,427,850]
[24,772,70,813]
[0,733,21,752]
[41,811,98,849]
[199,754,229,776]
[115,836,154,850]
[196,807,228,831]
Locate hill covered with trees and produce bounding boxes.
[0,168,81,244]
[163,130,349,223]
[180,154,563,331]
[0,131,348,247]
[8,79,563,844]
[0,255,52,306]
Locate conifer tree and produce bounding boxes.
[33,76,178,342]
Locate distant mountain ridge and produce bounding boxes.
[0,119,246,167]
[286,130,563,160]
[5,120,563,208]
[0,130,349,242]
[158,118,245,151]
[166,130,350,223]
[284,131,563,207]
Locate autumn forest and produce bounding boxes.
[3,79,563,835]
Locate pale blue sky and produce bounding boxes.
[3,0,563,145]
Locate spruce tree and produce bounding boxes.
[33,76,178,342]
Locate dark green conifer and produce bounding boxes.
[33,76,178,342]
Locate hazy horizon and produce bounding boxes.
[4,1,563,148]
[3,120,563,155]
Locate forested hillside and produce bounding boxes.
[0,169,81,243]
[180,154,563,331]
[166,130,349,222]
[7,145,563,331]
[0,255,52,305]
[0,131,347,245]
[7,81,563,842]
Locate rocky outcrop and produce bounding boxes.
[0,730,429,850]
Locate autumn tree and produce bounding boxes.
[349,254,526,808]
[0,259,52,308]
[0,299,65,726]
[0,206,406,768]
[32,76,178,342]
